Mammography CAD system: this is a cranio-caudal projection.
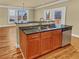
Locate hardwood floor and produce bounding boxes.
[0,27,23,59]
[0,27,79,59]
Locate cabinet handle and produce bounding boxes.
[31,36,39,39]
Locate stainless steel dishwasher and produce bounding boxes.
[62,26,72,47]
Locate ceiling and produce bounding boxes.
[0,0,60,8]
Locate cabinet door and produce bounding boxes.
[52,30,62,50]
[27,33,40,59]
[41,31,52,54]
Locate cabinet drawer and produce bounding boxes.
[41,31,52,38]
[53,30,61,33]
[27,33,40,40]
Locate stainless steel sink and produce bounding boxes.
[21,24,57,34]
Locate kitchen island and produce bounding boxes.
[19,24,72,59]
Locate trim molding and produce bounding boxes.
[0,0,68,9]
[72,34,79,38]
[16,44,20,48]
[0,5,33,9]
[0,24,16,27]
[35,0,68,9]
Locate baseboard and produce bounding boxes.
[72,34,79,38]
[16,44,20,48]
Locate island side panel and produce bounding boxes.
[19,30,28,59]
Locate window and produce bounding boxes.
[43,7,66,25]
[8,9,17,23]
[8,8,29,24]
[43,9,51,20]
[51,7,66,25]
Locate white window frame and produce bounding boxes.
[51,7,66,25]
[8,8,29,24]
[18,8,29,23]
[43,7,66,25]
[8,8,17,24]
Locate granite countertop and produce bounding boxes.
[20,24,72,35]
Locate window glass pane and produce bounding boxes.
[54,11,61,19]
[9,9,17,23]
[9,8,29,23]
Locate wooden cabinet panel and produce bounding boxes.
[52,30,62,50]
[41,31,52,54]
[40,38,52,54]
[27,33,40,59]
[41,31,51,39]
[19,31,27,59]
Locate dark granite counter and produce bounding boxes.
[19,24,72,35]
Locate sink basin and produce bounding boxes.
[21,24,57,34]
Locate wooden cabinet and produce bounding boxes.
[40,31,52,54]
[19,29,62,59]
[20,32,41,59]
[51,30,62,50]
[27,33,40,59]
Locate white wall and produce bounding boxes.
[34,0,79,36]
[0,7,34,26]
[34,1,68,21]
